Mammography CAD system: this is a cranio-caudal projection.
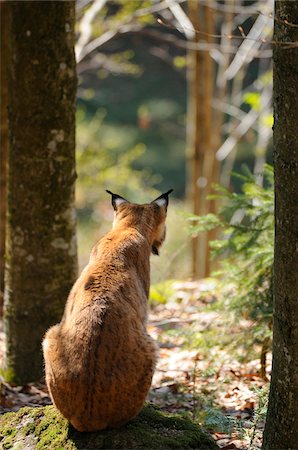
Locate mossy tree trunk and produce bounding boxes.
[0,0,9,316]
[2,1,78,384]
[262,2,298,449]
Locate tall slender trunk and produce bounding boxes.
[187,2,214,279]
[187,0,203,280]
[2,1,78,384]
[262,1,298,448]
[0,1,9,316]
[201,5,214,277]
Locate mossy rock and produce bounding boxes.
[0,404,218,449]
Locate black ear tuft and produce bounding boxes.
[106,190,129,210]
[151,189,174,208]
[152,245,159,256]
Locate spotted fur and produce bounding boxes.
[42,191,172,432]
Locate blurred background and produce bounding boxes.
[75,0,273,283]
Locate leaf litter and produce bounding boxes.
[0,279,269,449]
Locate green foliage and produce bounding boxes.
[201,408,242,436]
[247,385,269,450]
[77,0,155,51]
[173,56,187,69]
[76,107,158,214]
[77,0,187,197]
[187,165,274,349]
[181,212,222,235]
[76,106,162,272]
[108,0,154,26]
[243,92,261,111]
[0,366,18,385]
[76,107,190,280]
[149,280,176,305]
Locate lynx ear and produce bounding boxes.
[106,190,129,210]
[151,189,173,208]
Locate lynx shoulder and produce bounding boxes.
[43,190,173,432]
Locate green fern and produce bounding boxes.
[186,165,274,352]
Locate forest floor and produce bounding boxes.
[0,280,270,450]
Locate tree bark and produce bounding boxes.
[187,0,203,280]
[2,1,78,384]
[0,0,9,316]
[187,2,214,279]
[262,2,298,449]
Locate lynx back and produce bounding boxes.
[43,190,173,432]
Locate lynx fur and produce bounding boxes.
[43,190,172,432]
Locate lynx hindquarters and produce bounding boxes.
[43,190,173,432]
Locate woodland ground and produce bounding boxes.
[0,280,269,450]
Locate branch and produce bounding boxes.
[157,6,298,50]
[165,0,195,39]
[76,24,143,63]
[198,0,269,14]
[76,0,108,62]
[77,24,273,70]
[224,2,273,80]
[216,90,272,162]
[76,0,186,63]
[135,29,272,59]
[258,10,298,28]
[212,99,259,132]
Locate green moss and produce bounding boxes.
[0,412,17,449]
[22,421,36,436]
[0,366,19,385]
[122,405,215,449]
[0,404,218,450]
[35,407,73,450]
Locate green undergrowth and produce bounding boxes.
[0,404,218,450]
[0,367,18,386]
[183,165,274,363]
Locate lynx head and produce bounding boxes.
[106,189,173,255]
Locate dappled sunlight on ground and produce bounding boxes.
[0,279,270,449]
[148,279,270,449]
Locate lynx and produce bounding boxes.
[42,189,173,432]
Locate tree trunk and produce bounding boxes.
[2,1,78,384]
[0,0,9,316]
[187,0,203,280]
[262,2,298,449]
[187,2,214,279]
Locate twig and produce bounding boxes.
[140,29,272,58]
[76,0,186,62]
[216,90,272,161]
[157,10,298,49]
[258,10,298,28]
[224,2,273,80]
[238,26,246,38]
